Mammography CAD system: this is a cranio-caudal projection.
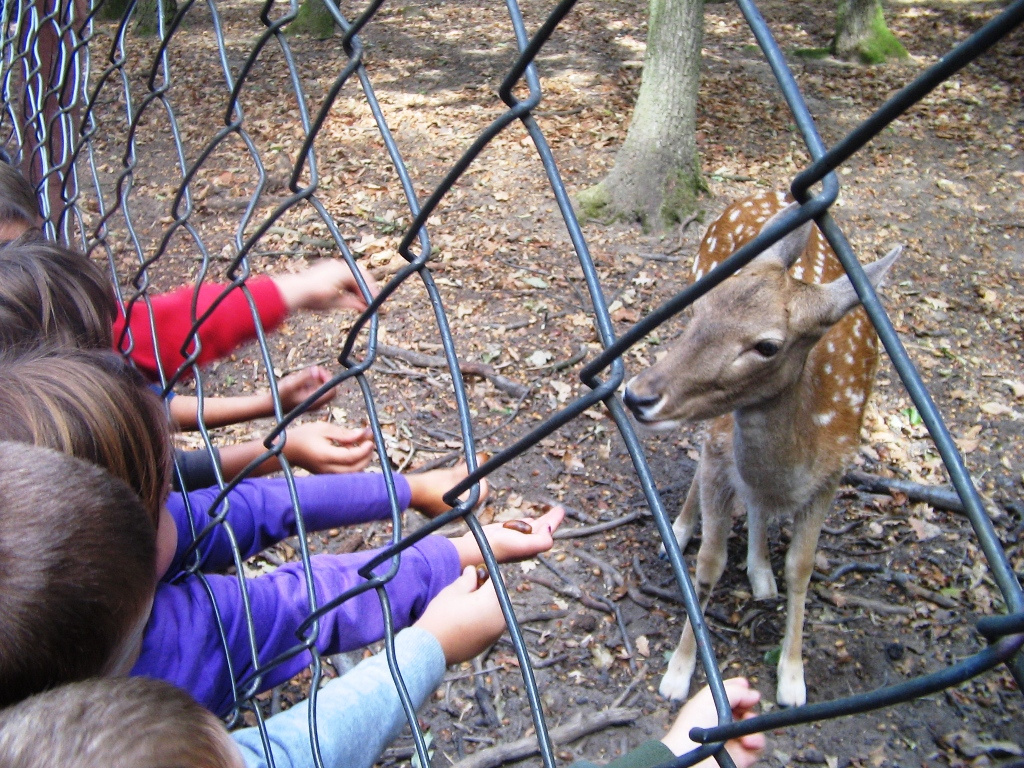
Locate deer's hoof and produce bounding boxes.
[658,672,692,701]
[659,650,696,701]
[776,662,807,708]
[749,569,778,601]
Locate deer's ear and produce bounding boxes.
[815,245,903,325]
[754,202,814,269]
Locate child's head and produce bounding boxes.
[0,677,241,768]
[0,348,172,528]
[0,235,116,352]
[0,442,157,708]
[0,160,40,240]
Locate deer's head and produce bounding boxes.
[623,202,900,430]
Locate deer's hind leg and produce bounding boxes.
[659,447,743,700]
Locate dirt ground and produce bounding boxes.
[77,0,1023,765]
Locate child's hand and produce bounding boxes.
[661,678,766,768]
[277,365,336,412]
[450,506,565,567]
[414,566,507,665]
[273,260,381,313]
[282,422,374,474]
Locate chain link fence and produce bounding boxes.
[2,0,1022,766]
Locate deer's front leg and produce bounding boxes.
[660,482,735,700]
[746,503,777,600]
[776,499,829,707]
[659,471,700,559]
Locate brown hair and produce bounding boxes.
[0,443,156,708]
[0,160,39,233]
[0,677,239,768]
[0,348,172,527]
[0,234,116,352]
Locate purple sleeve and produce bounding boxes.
[133,534,461,717]
[164,473,413,579]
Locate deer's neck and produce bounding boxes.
[730,370,820,500]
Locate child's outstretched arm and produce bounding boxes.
[448,506,565,568]
[214,422,374,479]
[661,678,766,768]
[168,365,336,430]
[231,568,505,768]
[272,259,380,313]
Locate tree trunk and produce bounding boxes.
[132,0,177,36]
[287,0,337,40]
[832,0,907,64]
[577,0,704,230]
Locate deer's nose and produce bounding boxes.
[622,385,660,417]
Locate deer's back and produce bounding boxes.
[695,191,878,477]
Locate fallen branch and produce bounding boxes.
[450,707,642,768]
[815,587,914,616]
[553,510,645,540]
[377,343,530,399]
[842,470,1004,519]
[632,556,684,604]
[819,562,958,609]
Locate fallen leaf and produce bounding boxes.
[979,401,1012,416]
[635,635,650,657]
[909,517,942,541]
[591,644,615,670]
[526,349,553,367]
[1001,379,1024,399]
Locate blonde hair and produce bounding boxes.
[0,348,172,527]
[0,677,239,768]
[0,443,156,707]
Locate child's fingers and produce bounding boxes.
[524,505,565,535]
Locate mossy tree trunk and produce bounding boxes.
[287,0,337,39]
[130,0,177,36]
[832,0,907,64]
[577,0,704,230]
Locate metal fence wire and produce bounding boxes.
[2,0,1022,766]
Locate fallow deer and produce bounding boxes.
[623,190,900,707]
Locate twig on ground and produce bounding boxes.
[573,549,625,588]
[842,470,1004,520]
[378,343,530,399]
[815,587,914,616]
[515,609,570,624]
[449,707,642,768]
[534,346,588,374]
[611,662,649,708]
[472,656,501,728]
[553,510,645,540]
[821,520,861,536]
[541,499,596,525]
[632,555,684,604]
[593,594,637,674]
[625,577,655,609]
[818,562,958,609]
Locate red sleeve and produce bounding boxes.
[112,275,289,382]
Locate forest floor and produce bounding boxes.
[90,0,1024,765]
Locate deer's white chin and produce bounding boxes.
[634,417,682,434]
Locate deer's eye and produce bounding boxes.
[754,339,782,358]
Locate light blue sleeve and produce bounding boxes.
[232,627,447,768]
